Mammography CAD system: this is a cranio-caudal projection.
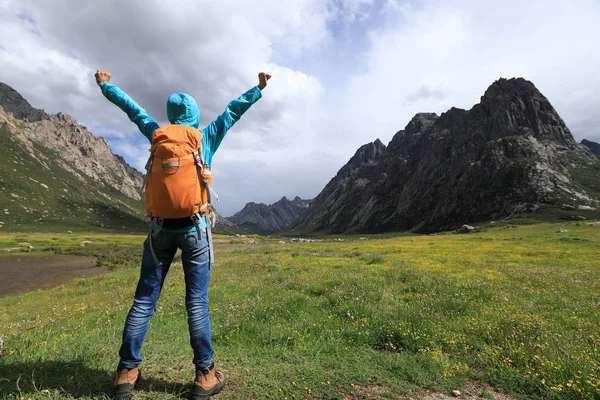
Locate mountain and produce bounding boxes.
[228,196,311,234]
[0,82,146,232]
[581,139,600,155]
[291,78,600,234]
[211,208,245,235]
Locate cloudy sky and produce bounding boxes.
[1,0,599,216]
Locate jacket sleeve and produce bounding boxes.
[202,86,263,157]
[100,82,159,143]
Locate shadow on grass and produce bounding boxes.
[0,359,189,399]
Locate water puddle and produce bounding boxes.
[0,254,108,298]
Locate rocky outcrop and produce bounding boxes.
[0,83,47,122]
[581,139,600,155]
[291,78,600,234]
[228,196,311,234]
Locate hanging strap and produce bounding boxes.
[147,216,163,267]
[201,179,220,206]
[193,149,219,228]
[190,212,205,239]
[192,150,203,169]
[205,212,215,266]
[141,149,155,191]
[192,149,219,231]
[191,212,214,266]
[208,183,220,203]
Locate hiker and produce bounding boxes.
[95,69,271,399]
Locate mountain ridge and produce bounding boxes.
[228,196,311,234]
[290,77,600,234]
[581,139,600,155]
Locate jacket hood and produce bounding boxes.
[166,92,200,128]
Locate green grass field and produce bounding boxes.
[1,222,599,399]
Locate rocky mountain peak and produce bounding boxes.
[273,196,310,206]
[228,196,312,234]
[479,77,574,144]
[481,77,537,103]
[0,82,47,122]
[405,112,439,134]
[55,112,79,125]
[337,139,386,177]
[290,77,600,235]
[581,139,600,155]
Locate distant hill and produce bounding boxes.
[290,78,600,234]
[581,139,600,155]
[228,196,311,234]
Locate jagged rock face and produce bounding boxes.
[582,139,600,155]
[292,78,600,234]
[289,139,386,233]
[0,83,47,122]
[228,196,311,234]
[24,113,144,199]
[0,83,143,200]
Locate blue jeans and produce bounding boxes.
[118,228,214,370]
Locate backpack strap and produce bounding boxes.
[141,149,155,191]
[192,150,203,169]
[203,179,220,205]
[205,212,215,266]
[193,149,219,221]
[147,216,164,267]
[191,212,214,266]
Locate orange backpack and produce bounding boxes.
[143,124,215,221]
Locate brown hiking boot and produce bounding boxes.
[189,367,227,399]
[113,366,141,400]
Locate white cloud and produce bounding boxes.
[331,0,600,154]
[0,3,95,114]
[330,0,375,23]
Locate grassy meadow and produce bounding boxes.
[0,221,599,399]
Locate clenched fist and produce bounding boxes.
[95,70,111,86]
[257,72,271,90]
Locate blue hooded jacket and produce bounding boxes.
[166,92,201,128]
[100,83,261,168]
[100,82,262,230]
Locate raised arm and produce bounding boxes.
[95,70,159,143]
[202,72,271,165]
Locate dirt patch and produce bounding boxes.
[0,254,107,298]
[402,382,518,400]
[343,383,390,399]
[585,221,600,226]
